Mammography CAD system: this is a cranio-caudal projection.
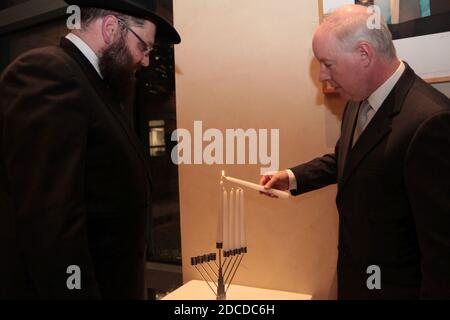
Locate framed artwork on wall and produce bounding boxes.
[318,0,450,93]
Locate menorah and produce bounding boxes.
[191,171,289,300]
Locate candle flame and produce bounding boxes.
[221,170,225,177]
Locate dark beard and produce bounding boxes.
[99,32,136,103]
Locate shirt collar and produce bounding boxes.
[65,33,103,78]
[367,61,405,111]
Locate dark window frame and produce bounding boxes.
[0,0,66,36]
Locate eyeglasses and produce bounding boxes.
[117,18,153,57]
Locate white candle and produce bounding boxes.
[234,188,241,252]
[235,189,241,251]
[223,189,229,252]
[240,189,246,249]
[229,189,235,252]
[223,175,290,199]
[217,182,224,246]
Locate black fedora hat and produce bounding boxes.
[64,0,181,44]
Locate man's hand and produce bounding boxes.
[259,171,290,198]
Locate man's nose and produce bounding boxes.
[141,55,150,68]
[319,65,331,82]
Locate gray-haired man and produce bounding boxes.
[261,4,450,299]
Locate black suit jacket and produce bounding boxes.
[0,38,153,299]
[291,64,450,299]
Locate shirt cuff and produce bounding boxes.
[286,169,297,191]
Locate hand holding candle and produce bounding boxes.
[259,171,290,198]
[222,171,290,199]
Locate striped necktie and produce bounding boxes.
[353,100,372,147]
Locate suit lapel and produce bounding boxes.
[339,100,393,191]
[59,38,153,187]
[338,63,417,194]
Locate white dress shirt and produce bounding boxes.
[286,61,406,191]
[360,61,406,132]
[65,33,102,78]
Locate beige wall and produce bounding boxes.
[173,0,343,300]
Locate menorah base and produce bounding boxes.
[216,293,226,300]
[217,276,226,300]
[191,248,246,301]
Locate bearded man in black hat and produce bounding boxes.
[0,0,180,299]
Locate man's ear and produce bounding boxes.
[357,41,374,68]
[102,15,119,45]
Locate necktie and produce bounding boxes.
[353,100,372,146]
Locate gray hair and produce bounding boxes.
[323,6,397,60]
[80,7,146,30]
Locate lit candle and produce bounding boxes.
[222,174,290,199]
[217,181,224,248]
